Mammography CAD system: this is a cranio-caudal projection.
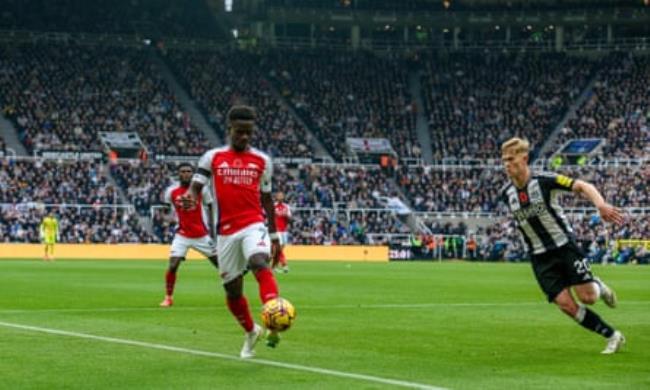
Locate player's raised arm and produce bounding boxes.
[572,179,626,225]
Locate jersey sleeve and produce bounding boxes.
[498,184,509,205]
[286,204,292,219]
[201,186,214,205]
[539,172,575,192]
[163,186,173,205]
[193,150,214,185]
[260,156,273,193]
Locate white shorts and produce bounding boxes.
[170,234,217,259]
[278,231,290,246]
[217,223,270,284]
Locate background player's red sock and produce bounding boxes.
[254,268,279,303]
[278,250,287,267]
[165,271,177,296]
[226,296,254,332]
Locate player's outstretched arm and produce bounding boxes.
[180,167,209,210]
[572,179,626,225]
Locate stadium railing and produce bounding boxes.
[1,203,135,212]
[532,157,650,169]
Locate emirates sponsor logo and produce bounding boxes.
[216,167,259,185]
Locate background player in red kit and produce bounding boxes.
[160,163,219,307]
[273,191,291,273]
[181,105,288,358]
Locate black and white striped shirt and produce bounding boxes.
[500,172,576,255]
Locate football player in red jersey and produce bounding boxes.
[160,163,219,307]
[181,105,289,357]
[273,191,292,273]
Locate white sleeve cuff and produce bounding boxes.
[192,173,209,185]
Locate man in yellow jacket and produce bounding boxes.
[40,212,59,261]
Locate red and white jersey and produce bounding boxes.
[274,202,292,233]
[164,183,213,239]
[194,146,272,235]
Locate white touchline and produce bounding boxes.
[0,321,447,390]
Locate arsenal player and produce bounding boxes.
[273,191,292,273]
[160,163,219,307]
[181,105,289,358]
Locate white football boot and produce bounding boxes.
[240,324,263,359]
[594,277,617,308]
[601,330,626,355]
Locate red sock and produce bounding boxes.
[226,296,254,332]
[278,250,287,267]
[165,271,177,296]
[254,268,279,303]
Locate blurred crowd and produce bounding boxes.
[546,54,650,159]
[0,205,152,244]
[0,160,118,205]
[421,53,594,161]
[268,50,419,160]
[0,44,208,156]
[165,49,312,158]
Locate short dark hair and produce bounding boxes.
[177,162,193,171]
[227,105,256,123]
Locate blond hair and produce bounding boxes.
[501,137,530,155]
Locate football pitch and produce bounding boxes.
[1,259,648,389]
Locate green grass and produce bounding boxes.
[0,259,648,389]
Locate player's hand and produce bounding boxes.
[178,192,197,210]
[598,203,626,225]
[270,239,281,267]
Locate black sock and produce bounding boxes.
[575,306,615,338]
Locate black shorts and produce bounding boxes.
[531,242,595,302]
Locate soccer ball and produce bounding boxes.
[261,297,296,332]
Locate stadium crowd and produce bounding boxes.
[397,165,648,212]
[0,205,151,244]
[421,53,595,161]
[0,43,647,259]
[0,44,208,156]
[110,161,176,215]
[166,49,313,158]
[0,159,118,205]
[547,54,650,159]
[268,50,419,161]
[1,155,647,256]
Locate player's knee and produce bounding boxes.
[248,254,269,272]
[554,295,578,317]
[224,277,243,299]
[225,289,242,300]
[169,258,182,272]
[577,291,598,305]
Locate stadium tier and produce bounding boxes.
[0,44,210,156]
[267,50,419,160]
[165,49,313,158]
[545,54,650,159]
[422,53,595,161]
